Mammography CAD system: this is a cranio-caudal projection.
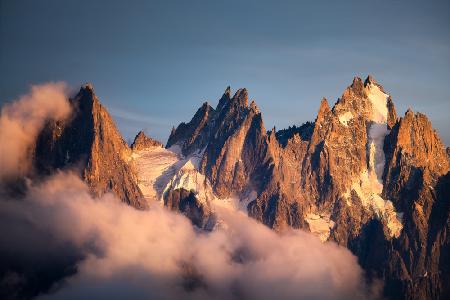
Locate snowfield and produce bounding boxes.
[366,82,389,124]
[131,146,180,202]
[131,145,254,215]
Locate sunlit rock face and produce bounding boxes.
[34,84,146,208]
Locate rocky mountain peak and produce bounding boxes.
[249,100,260,113]
[364,74,389,94]
[231,88,249,108]
[316,97,331,121]
[57,79,450,300]
[405,107,414,116]
[387,96,397,129]
[70,83,104,119]
[331,75,394,128]
[166,101,215,155]
[81,82,95,92]
[78,83,97,102]
[364,74,377,86]
[131,131,163,150]
[341,76,365,101]
[351,76,364,90]
[385,109,448,176]
[224,85,231,97]
[34,83,146,208]
[216,86,232,111]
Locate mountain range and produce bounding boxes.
[7,76,449,300]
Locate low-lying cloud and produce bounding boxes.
[0,82,71,178]
[0,173,379,300]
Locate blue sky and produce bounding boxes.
[1,0,449,144]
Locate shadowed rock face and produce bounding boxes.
[165,188,212,229]
[168,77,449,300]
[34,84,146,209]
[275,121,314,147]
[166,101,216,155]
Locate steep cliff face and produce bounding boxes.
[34,84,146,208]
[166,101,216,156]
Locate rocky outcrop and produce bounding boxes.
[131,130,163,150]
[34,84,146,208]
[165,188,212,228]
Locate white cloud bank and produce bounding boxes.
[0,173,379,300]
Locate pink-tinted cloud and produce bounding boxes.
[0,82,71,178]
[0,172,380,300]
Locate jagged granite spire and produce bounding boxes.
[216,86,231,111]
[34,84,146,208]
[364,74,377,86]
[166,101,215,155]
[231,88,249,108]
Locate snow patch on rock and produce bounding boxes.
[131,147,180,202]
[338,111,353,126]
[305,213,335,242]
[162,149,216,205]
[346,170,403,237]
[365,83,389,124]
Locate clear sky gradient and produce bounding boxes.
[1,0,449,144]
